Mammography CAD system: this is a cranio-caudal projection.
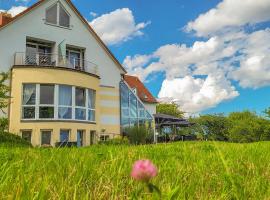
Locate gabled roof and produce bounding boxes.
[0,0,127,74]
[124,75,158,104]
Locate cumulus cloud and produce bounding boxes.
[123,35,239,81]
[90,8,150,45]
[123,0,270,114]
[231,29,270,88]
[186,0,270,36]
[158,74,239,113]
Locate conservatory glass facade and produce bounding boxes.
[120,81,153,130]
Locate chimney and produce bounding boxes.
[0,12,12,27]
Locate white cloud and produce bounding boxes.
[1,6,28,17]
[90,8,150,45]
[186,0,270,36]
[158,74,239,113]
[123,28,270,113]
[90,12,97,18]
[231,29,270,88]
[123,36,239,81]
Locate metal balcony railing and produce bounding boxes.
[14,52,99,75]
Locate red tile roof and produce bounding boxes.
[0,0,127,74]
[124,75,158,104]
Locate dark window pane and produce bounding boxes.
[41,131,51,145]
[39,107,54,119]
[40,84,54,105]
[22,107,35,119]
[88,110,95,121]
[76,108,86,120]
[58,107,72,119]
[46,4,57,24]
[22,131,32,142]
[75,88,85,107]
[23,84,36,105]
[60,130,69,142]
[59,4,70,27]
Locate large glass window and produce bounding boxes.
[41,130,51,145]
[58,85,72,119]
[88,89,96,121]
[45,2,70,28]
[39,84,54,119]
[22,84,36,119]
[75,87,86,120]
[120,81,153,130]
[21,84,95,122]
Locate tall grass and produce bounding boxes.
[0,142,269,199]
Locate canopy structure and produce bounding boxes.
[154,113,194,128]
[154,113,196,142]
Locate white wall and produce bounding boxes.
[0,0,123,88]
[144,103,157,115]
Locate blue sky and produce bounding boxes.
[1,0,270,115]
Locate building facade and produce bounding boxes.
[0,0,155,146]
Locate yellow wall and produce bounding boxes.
[9,67,104,146]
[99,86,121,137]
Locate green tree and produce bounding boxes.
[228,111,270,143]
[156,103,184,118]
[0,72,10,114]
[263,107,270,118]
[191,114,231,141]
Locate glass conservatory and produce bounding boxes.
[120,81,153,130]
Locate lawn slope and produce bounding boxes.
[0,142,269,199]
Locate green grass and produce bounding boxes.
[0,142,270,199]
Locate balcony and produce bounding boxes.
[14,52,99,76]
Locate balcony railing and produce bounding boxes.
[14,52,99,75]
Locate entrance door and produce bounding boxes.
[77,130,84,147]
[90,131,95,145]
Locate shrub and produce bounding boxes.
[98,137,129,145]
[125,126,154,145]
[0,131,32,147]
[0,118,8,132]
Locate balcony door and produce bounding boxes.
[66,48,84,70]
[26,41,52,66]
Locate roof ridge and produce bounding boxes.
[0,0,127,74]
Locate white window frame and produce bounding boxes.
[38,84,55,120]
[40,129,52,146]
[21,84,96,123]
[45,2,71,29]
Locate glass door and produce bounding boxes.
[38,46,52,66]
[77,130,84,147]
[26,44,38,65]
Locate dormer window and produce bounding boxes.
[45,2,70,28]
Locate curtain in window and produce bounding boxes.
[88,89,96,109]
[23,84,36,105]
[59,85,72,106]
[59,85,72,119]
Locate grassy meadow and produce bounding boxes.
[0,142,270,199]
